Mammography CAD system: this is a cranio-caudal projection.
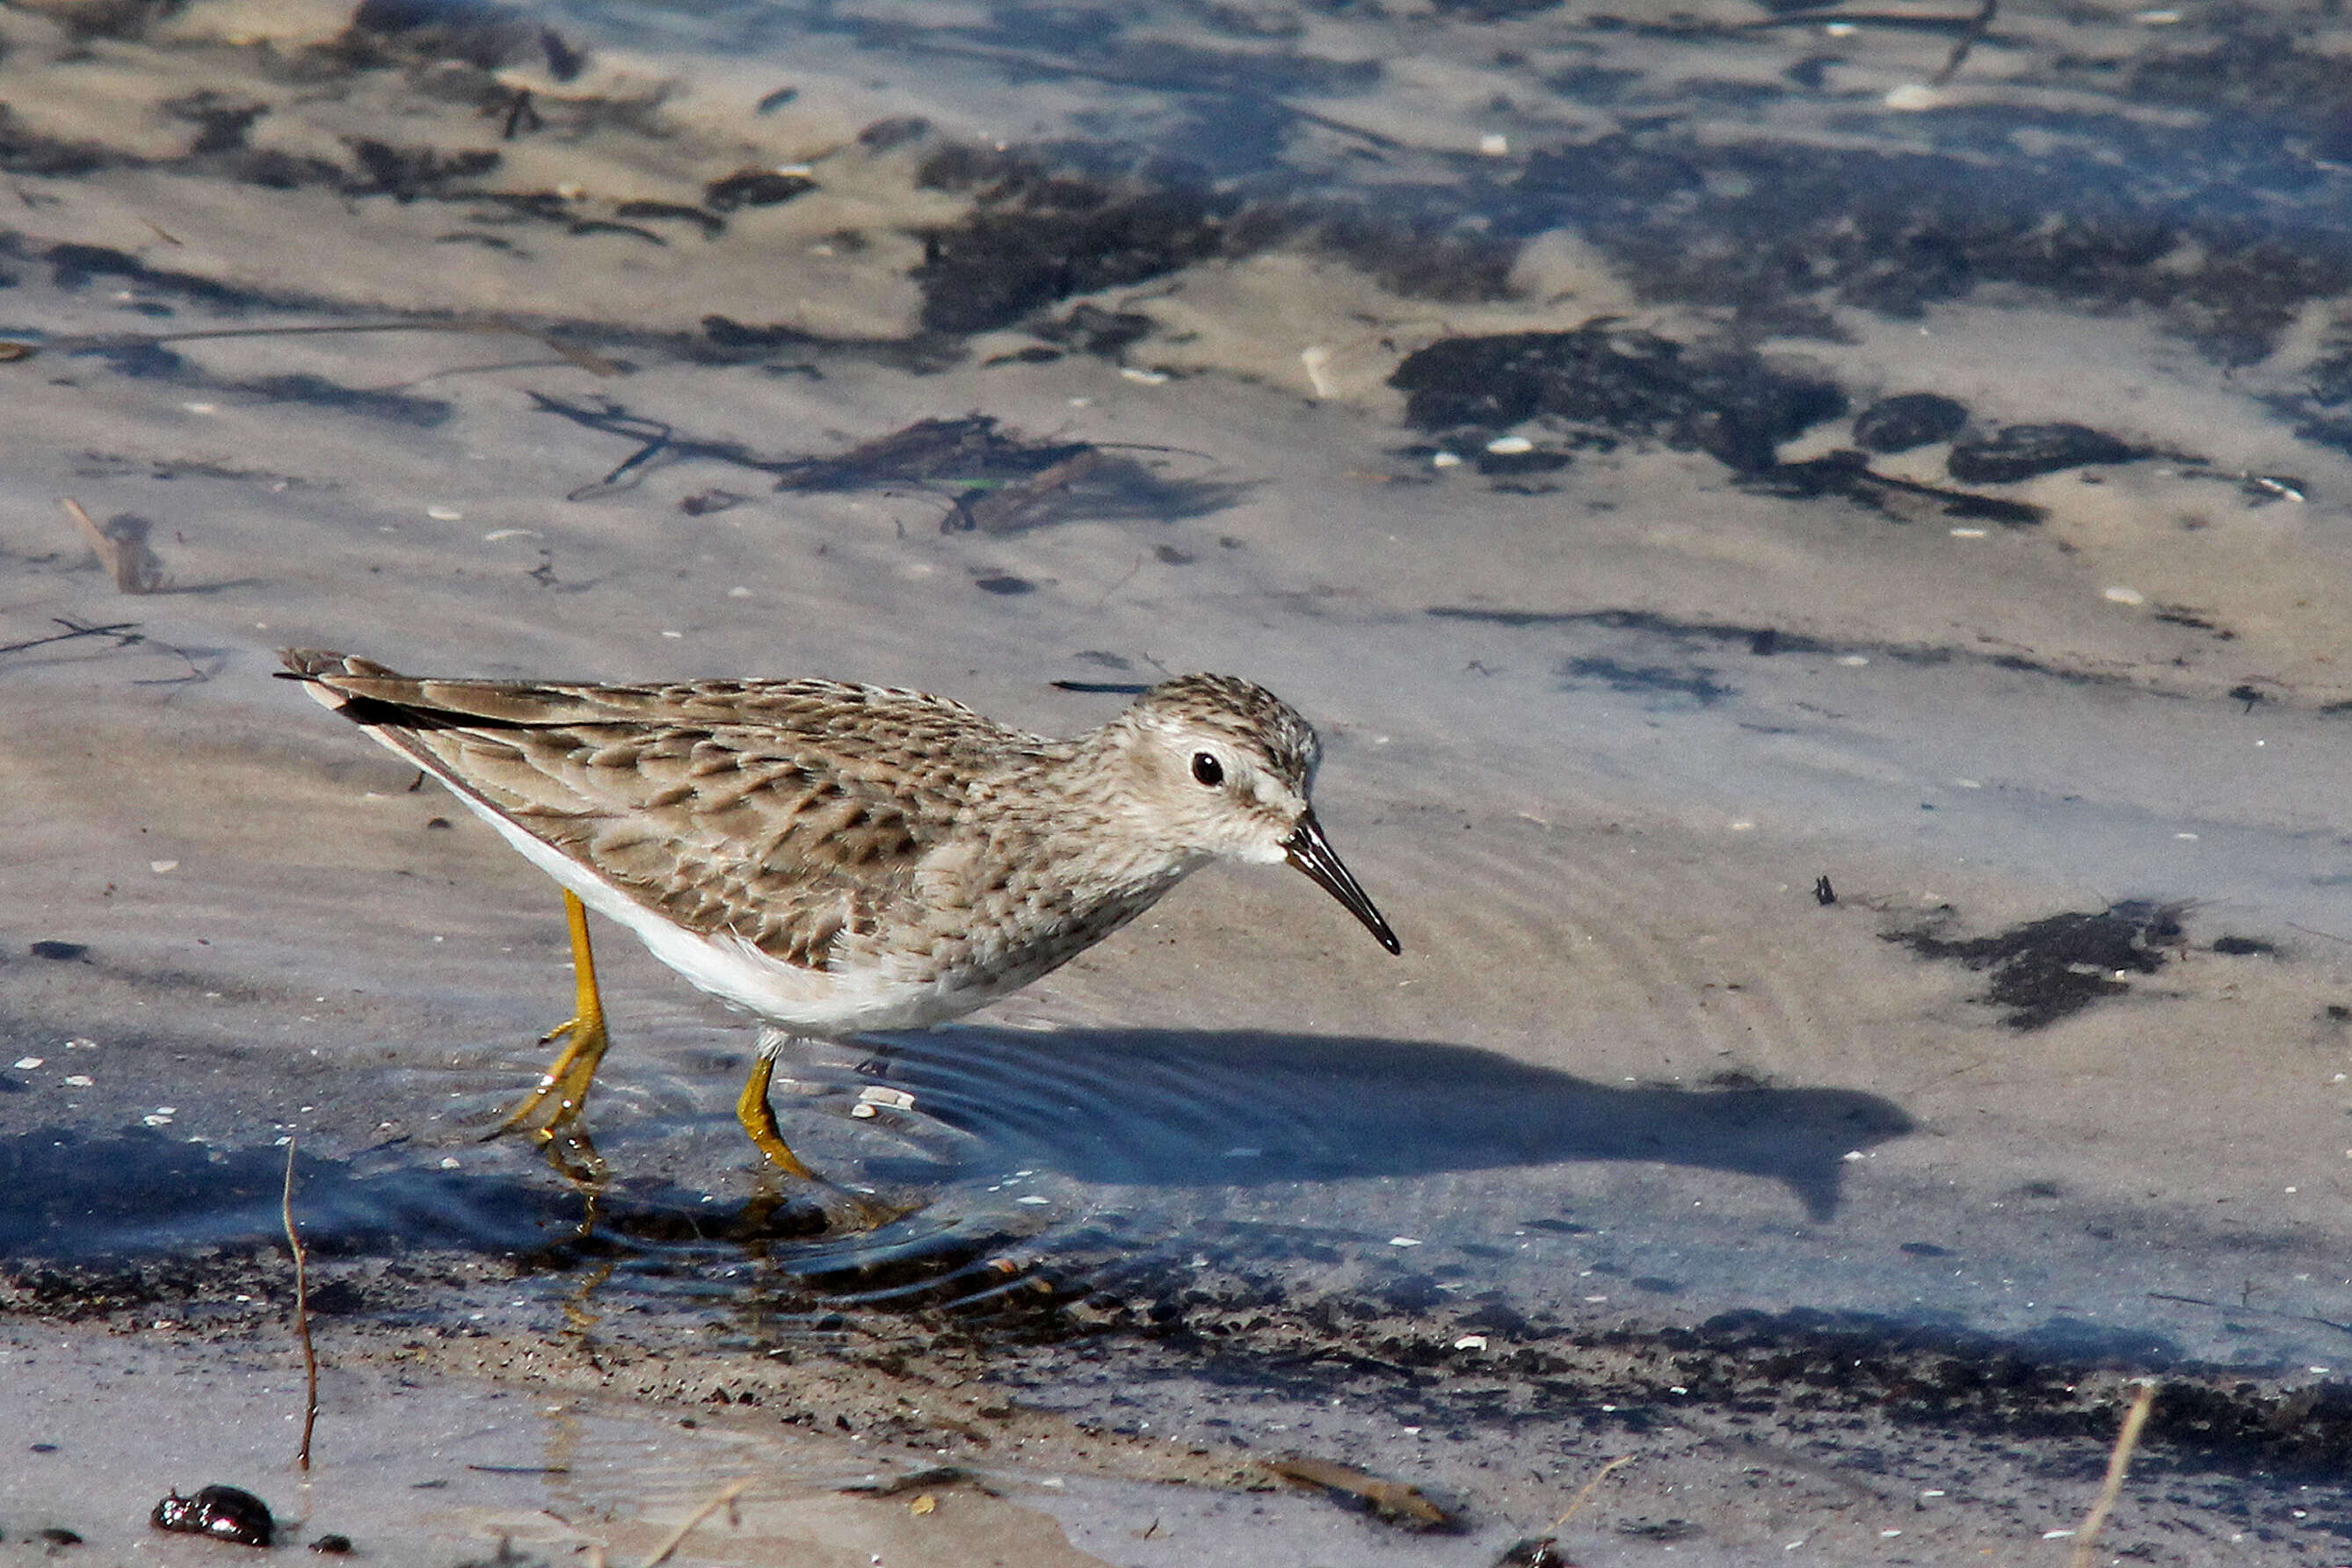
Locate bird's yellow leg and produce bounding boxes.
[736,1054,818,1180]
[486,890,611,1155]
[738,1053,909,1230]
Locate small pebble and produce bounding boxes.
[1485,435,1535,454]
[152,1486,274,1548]
[2102,585,2145,605]
[426,505,464,521]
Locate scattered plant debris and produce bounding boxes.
[1891,900,2187,1029]
[1266,1454,1456,1529]
[1742,449,2046,524]
[1946,423,2145,483]
[703,169,817,210]
[1389,323,1845,472]
[1852,392,1969,453]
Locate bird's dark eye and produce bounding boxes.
[1190,751,1224,787]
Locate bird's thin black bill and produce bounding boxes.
[1283,813,1402,955]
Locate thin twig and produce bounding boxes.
[1929,0,2000,86]
[283,1138,318,1471]
[642,1477,752,1567]
[57,497,162,592]
[2068,1379,2157,1568]
[0,617,142,657]
[1547,1453,1634,1531]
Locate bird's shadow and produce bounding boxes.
[860,1028,1913,1222]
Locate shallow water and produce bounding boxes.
[8,0,2352,1559]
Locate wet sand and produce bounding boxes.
[7,0,2352,1561]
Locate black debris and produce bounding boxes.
[151,1486,274,1548]
[1852,392,1969,453]
[702,169,817,211]
[344,0,541,69]
[858,115,932,152]
[309,1533,356,1553]
[342,139,500,201]
[1891,900,2186,1030]
[1389,323,1844,472]
[613,200,724,236]
[28,941,88,961]
[539,26,586,81]
[1813,876,1835,906]
[678,489,750,516]
[1740,449,2046,525]
[1946,423,2145,483]
[1034,302,1155,359]
[2210,935,2276,956]
[911,158,1251,334]
[1475,447,1572,477]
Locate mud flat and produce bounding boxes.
[6,0,2352,1561]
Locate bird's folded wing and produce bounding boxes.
[281,650,948,969]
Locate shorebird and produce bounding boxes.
[281,651,1398,1200]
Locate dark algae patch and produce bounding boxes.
[1891,900,2186,1029]
[912,152,1258,336]
[1851,393,1968,454]
[1946,423,2146,484]
[1388,323,1844,472]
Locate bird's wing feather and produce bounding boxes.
[280,650,998,969]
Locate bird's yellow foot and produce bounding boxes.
[738,1053,906,1230]
[483,890,612,1184]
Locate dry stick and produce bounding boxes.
[1547,1453,1636,1532]
[282,1138,319,1471]
[2068,1379,2158,1568]
[641,1477,753,1567]
[1929,0,2000,86]
[56,498,140,593]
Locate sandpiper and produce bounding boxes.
[280,651,1399,1196]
